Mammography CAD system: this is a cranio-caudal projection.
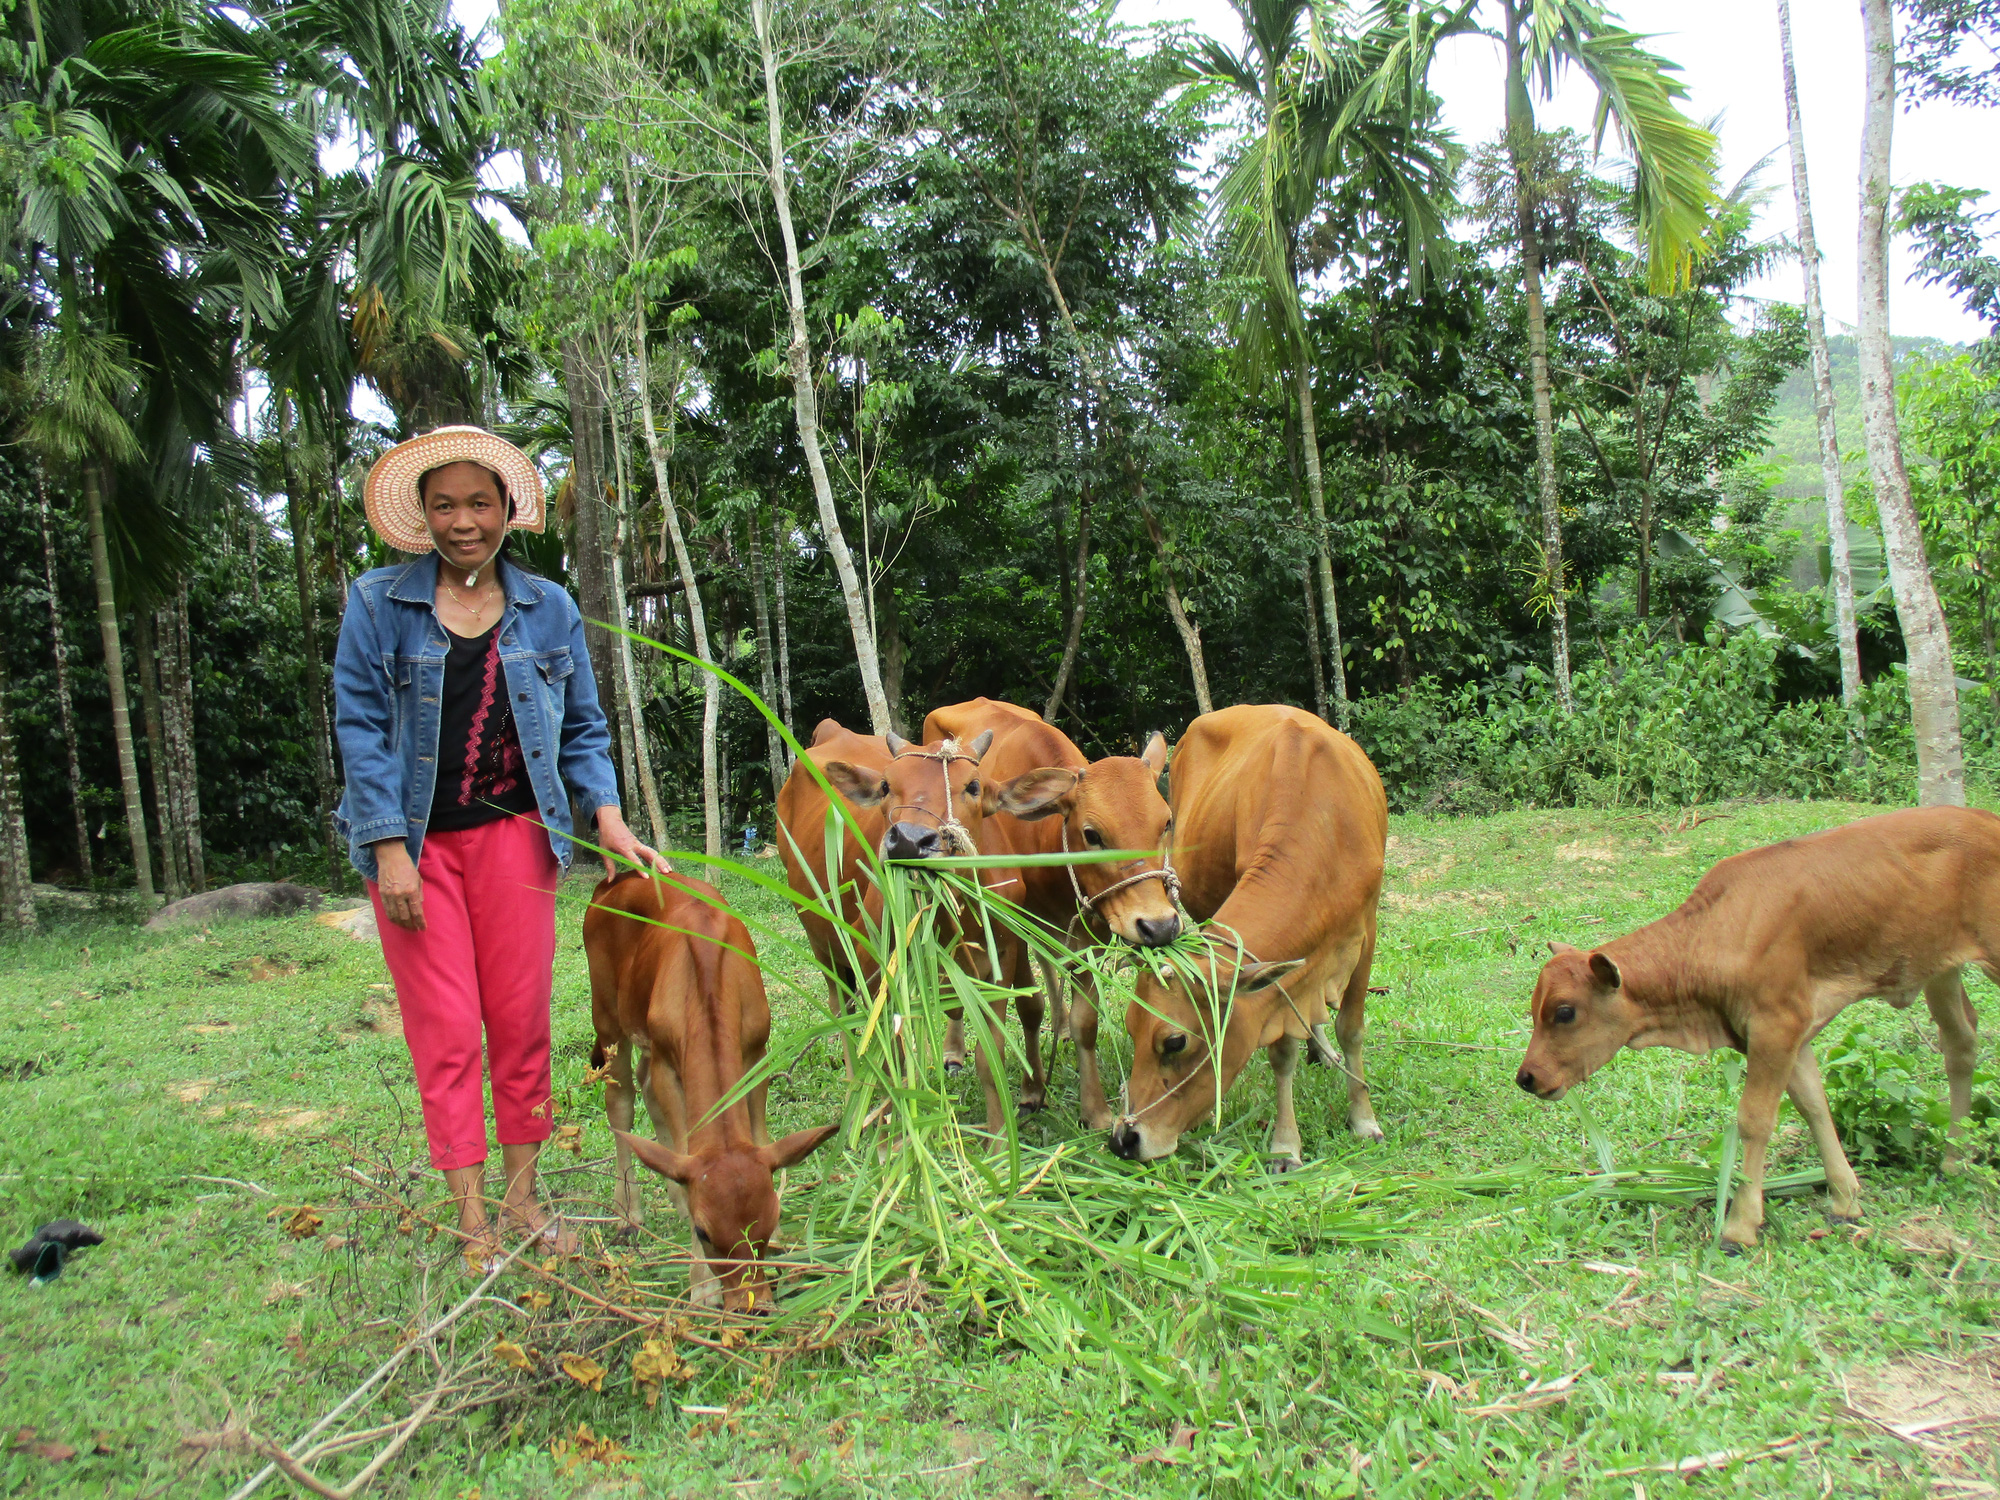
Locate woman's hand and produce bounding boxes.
[374,840,426,931]
[596,807,672,877]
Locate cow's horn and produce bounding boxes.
[885,731,909,757]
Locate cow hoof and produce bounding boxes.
[1016,1100,1045,1120]
[611,1222,643,1245]
[1268,1156,1304,1176]
[1827,1211,1863,1227]
[1718,1237,1751,1258]
[1350,1120,1386,1143]
[943,1058,966,1077]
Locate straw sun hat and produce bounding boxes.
[362,425,547,554]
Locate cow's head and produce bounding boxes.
[820,731,1071,865]
[1000,733,1181,946]
[616,1125,837,1312]
[1515,943,1639,1100]
[1108,946,1304,1160]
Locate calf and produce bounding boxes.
[775,720,1071,1132]
[583,871,836,1310]
[922,698,1178,1127]
[1109,705,1388,1167]
[1517,806,2000,1252]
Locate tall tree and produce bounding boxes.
[1778,0,1867,761]
[0,638,34,931]
[34,470,91,881]
[1858,0,1965,805]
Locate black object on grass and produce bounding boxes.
[10,1220,104,1280]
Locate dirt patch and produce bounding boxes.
[186,1023,237,1035]
[1382,888,1509,915]
[343,986,403,1041]
[172,1080,217,1105]
[201,1103,335,1137]
[1845,1343,2000,1485]
[1554,839,1617,864]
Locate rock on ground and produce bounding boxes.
[144,882,323,932]
[314,906,379,942]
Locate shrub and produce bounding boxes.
[1821,1020,1998,1166]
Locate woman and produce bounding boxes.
[333,425,668,1271]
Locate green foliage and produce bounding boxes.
[1349,626,1951,814]
[1822,1021,1998,1166]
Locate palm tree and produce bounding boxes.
[8,0,309,899]
[1199,0,1457,728]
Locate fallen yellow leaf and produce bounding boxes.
[554,1124,582,1154]
[559,1352,607,1392]
[491,1337,536,1372]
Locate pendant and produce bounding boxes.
[464,568,479,588]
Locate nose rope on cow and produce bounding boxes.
[1059,805,1183,917]
[1110,923,1252,1132]
[886,740,979,857]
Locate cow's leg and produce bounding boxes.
[643,1057,719,1307]
[1722,1031,1802,1253]
[1785,1041,1862,1222]
[1268,1035,1303,1171]
[1335,941,1384,1142]
[1070,969,1115,1132]
[943,1013,967,1075]
[1037,954,1071,1044]
[1013,942,1048,1115]
[968,1006,1011,1138]
[603,1039,642,1236]
[1926,968,1980,1169]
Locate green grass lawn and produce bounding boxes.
[5,799,1999,1499]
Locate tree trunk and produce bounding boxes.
[1301,565,1328,721]
[629,312,720,859]
[278,393,342,889]
[0,645,34,932]
[1295,356,1350,726]
[1140,505,1212,715]
[133,609,182,901]
[1858,0,1965,806]
[36,468,91,882]
[1636,479,1655,622]
[561,335,628,802]
[599,347,667,849]
[747,511,788,807]
[1504,2,1575,712]
[83,467,152,901]
[160,583,204,893]
[751,0,890,735]
[771,512,795,749]
[1044,480,1093,723]
[1778,0,1867,765]
[879,587,907,737]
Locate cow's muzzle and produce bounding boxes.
[1516,1065,1564,1101]
[1108,1121,1144,1160]
[1133,914,1181,947]
[884,821,942,862]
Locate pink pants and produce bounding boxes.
[369,815,561,1170]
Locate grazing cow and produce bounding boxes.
[583,870,836,1311]
[1517,806,2000,1252]
[775,719,1071,1132]
[921,698,1179,1127]
[1108,704,1388,1168]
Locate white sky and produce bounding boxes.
[455,0,1997,341]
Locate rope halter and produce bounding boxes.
[1058,781,1183,919]
[886,738,980,857]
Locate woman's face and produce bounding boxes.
[423,462,507,574]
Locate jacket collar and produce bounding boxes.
[386,551,543,607]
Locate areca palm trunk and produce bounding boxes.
[1503,1,1575,713]
[277,392,341,888]
[599,348,667,848]
[36,468,91,881]
[747,513,787,808]
[133,610,182,900]
[84,465,153,902]
[771,512,795,749]
[0,645,35,931]
[752,0,891,736]
[630,311,720,859]
[1858,0,1965,806]
[161,583,203,893]
[1293,357,1350,726]
[1778,0,1865,765]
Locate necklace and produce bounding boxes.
[442,579,498,623]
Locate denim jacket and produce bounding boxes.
[332,553,621,881]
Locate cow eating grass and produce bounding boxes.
[1108,704,1388,1169]
[1516,805,2000,1253]
[583,871,837,1311]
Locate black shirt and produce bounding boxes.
[428,623,539,833]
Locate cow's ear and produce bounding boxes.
[1588,952,1622,990]
[967,728,995,763]
[1236,957,1306,993]
[760,1124,839,1171]
[1140,732,1169,777]
[991,767,1078,820]
[822,760,889,807]
[885,730,910,757]
[1548,940,1578,957]
[616,1129,699,1184]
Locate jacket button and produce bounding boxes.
[532,750,542,758]
[518,692,527,702]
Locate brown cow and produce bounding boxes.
[1109,705,1388,1167]
[922,698,1178,1127]
[775,718,1073,1132]
[583,870,836,1311]
[1517,806,2000,1252]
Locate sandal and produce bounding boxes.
[459,1222,505,1278]
[502,1204,579,1259]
